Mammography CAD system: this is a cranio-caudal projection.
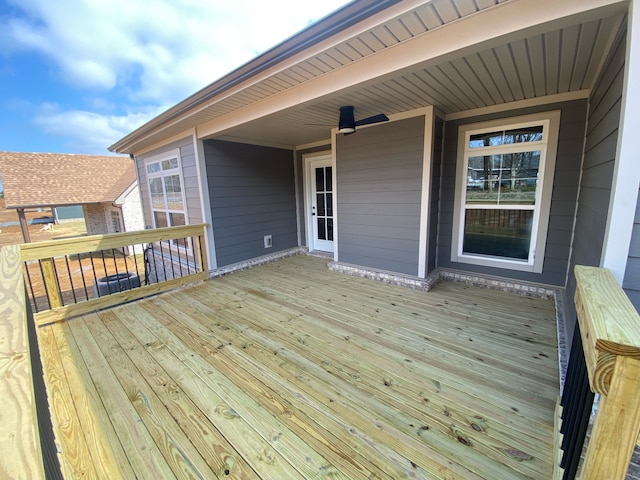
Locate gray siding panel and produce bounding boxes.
[438,99,588,286]
[566,26,626,346]
[204,140,297,267]
[337,116,425,275]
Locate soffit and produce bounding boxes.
[125,0,626,153]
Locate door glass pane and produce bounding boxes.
[325,167,332,192]
[327,218,333,241]
[463,209,533,260]
[326,193,333,216]
[317,218,326,240]
[316,168,324,192]
[317,193,325,216]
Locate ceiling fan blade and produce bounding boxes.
[354,113,389,127]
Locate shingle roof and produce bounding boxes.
[0,152,136,208]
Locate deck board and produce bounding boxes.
[36,255,559,479]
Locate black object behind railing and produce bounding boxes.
[560,319,596,479]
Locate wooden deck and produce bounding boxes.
[36,255,559,479]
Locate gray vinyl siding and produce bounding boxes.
[295,144,331,247]
[336,116,425,275]
[438,99,588,286]
[204,140,297,267]
[625,193,640,310]
[135,137,201,228]
[564,25,625,353]
[428,117,444,274]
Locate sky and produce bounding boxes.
[0,0,351,157]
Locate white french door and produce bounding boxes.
[307,156,334,253]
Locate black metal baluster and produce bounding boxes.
[64,255,78,305]
[23,261,39,313]
[560,319,596,480]
[77,255,90,302]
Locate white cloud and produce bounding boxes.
[2,0,350,104]
[2,0,350,153]
[33,103,167,154]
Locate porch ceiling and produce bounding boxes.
[115,0,627,154]
[37,255,560,479]
[215,11,623,148]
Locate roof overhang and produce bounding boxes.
[110,0,629,155]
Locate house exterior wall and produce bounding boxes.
[336,116,425,276]
[438,99,588,286]
[626,190,640,310]
[427,116,444,274]
[135,137,201,228]
[120,184,144,233]
[203,139,297,267]
[83,203,108,235]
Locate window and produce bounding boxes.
[146,150,187,247]
[451,111,560,272]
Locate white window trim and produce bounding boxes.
[144,148,190,251]
[451,110,561,273]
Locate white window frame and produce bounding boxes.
[451,111,561,273]
[145,149,189,251]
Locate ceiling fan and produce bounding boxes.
[336,106,389,134]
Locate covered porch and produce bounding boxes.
[36,254,559,479]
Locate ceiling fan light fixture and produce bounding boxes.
[338,106,356,133]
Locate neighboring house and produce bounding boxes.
[0,152,144,242]
[109,0,639,367]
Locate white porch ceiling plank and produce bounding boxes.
[462,54,504,105]
[493,44,526,101]
[369,25,401,47]
[415,69,472,111]
[270,73,297,88]
[509,40,536,99]
[334,43,365,62]
[194,0,626,142]
[558,24,581,92]
[344,38,376,58]
[454,0,482,17]
[304,57,334,75]
[356,32,387,53]
[544,30,561,94]
[413,3,445,30]
[313,52,344,70]
[432,0,462,23]
[394,75,447,110]
[296,61,325,77]
[368,82,422,111]
[580,16,621,91]
[527,36,548,97]
[322,47,354,65]
[385,19,414,42]
[475,0,501,9]
[569,20,602,90]
[437,61,484,108]
[477,49,514,103]
[449,56,497,105]
[399,11,429,36]
[387,77,437,107]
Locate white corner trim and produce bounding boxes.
[331,129,338,263]
[601,4,640,284]
[418,107,434,278]
[192,132,217,270]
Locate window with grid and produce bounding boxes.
[452,111,560,272]
[146,151,187,247]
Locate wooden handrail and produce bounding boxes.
[21,224,209,326]
[0,245,45,479]
[574,265,640,479]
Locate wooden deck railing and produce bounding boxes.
[20,224,209,326]
[568,266,640,479]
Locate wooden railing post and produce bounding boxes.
[40,257,63,309]
[574,265,640,480]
